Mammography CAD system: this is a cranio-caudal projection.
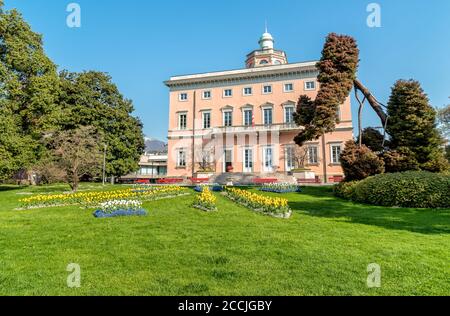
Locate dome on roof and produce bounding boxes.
[259,30,274,50]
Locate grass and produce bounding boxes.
[0,183,449,296]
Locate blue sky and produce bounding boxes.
[5,0,450,140]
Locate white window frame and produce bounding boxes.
[336,105,341,121]
[262,84,272,95]
[283,105,295,124]
[304,81,316,91]
[284,83,294,92]
[243,87,253,96]
[307,145,319,165]
[178,112,187,130]
[179,93,188,102]
[202,90,212,100]
[243,108,253,126]
[223,89,233,98]
[285,145,295,172]
[330,143,342,164]
[262,145,274,172]
[202,111,211,129]
[177,149,187,168]
[242,147,254,173]
[262,106,273,125]
[223,110,233,127]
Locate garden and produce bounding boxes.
[0,182,449,296]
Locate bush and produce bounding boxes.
[342,171,450,208]
[340,141,385,181]
[380,148,420,173]
[334,181,358,200]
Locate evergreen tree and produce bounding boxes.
[294,33,359,145]
[356,127,386,152]
[59,71,145,178]
[386,80,448,172]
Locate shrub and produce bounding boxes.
[334,181,358,200]
[340,141,385,181]
[349,171,450,208]
[380,148,420,173]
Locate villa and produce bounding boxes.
[164,30,353,183]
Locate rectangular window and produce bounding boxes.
[203,112,211,129]
[263,108,273,125]
[178,113,187,130]
[331,145,342,164]
[308,146,319,164]
[284,83,294,92]
[223,89,233,97]
[179,93,188,101]
[305,81,316,91]
[202,90,211,99]
[243,87,253,96]
[336,106,341,120]
[223,111,232,127]
[244,109,253,126]
[286,146,295,170]
[284,107,294,123]
[177,149,186,168]
[263,85,272,94]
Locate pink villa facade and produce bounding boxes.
[164,31,353,183]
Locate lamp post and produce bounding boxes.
[102,144,107,186]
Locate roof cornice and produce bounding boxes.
[164,61,319,88]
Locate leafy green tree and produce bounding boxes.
[356,127,386,152]
[0,108,35,180]
[0,4,61,179]
[386,80,448,172]
[59,71,145,179]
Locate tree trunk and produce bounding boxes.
[110,175,115,185]
[70,175,79,192]
[354,79,388,127]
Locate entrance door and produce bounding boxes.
[263,147,273,173]
[223,149,233,172]
[243,148,253,173]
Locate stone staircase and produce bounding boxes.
[209,172,297,185]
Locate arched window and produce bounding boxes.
[259,60,269,65]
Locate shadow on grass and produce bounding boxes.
[0,185,25,192]
[291,186,450,235]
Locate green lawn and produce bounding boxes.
[0,183,449,296]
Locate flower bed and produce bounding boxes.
[194,184,223,192]
[19,186,188,210]
[93,200,147,218]
[224,187,292,218]
[259,183,301,194]
[193,188,217,212]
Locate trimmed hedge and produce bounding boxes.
[334,171,450,208]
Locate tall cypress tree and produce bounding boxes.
[386,80,448,172]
